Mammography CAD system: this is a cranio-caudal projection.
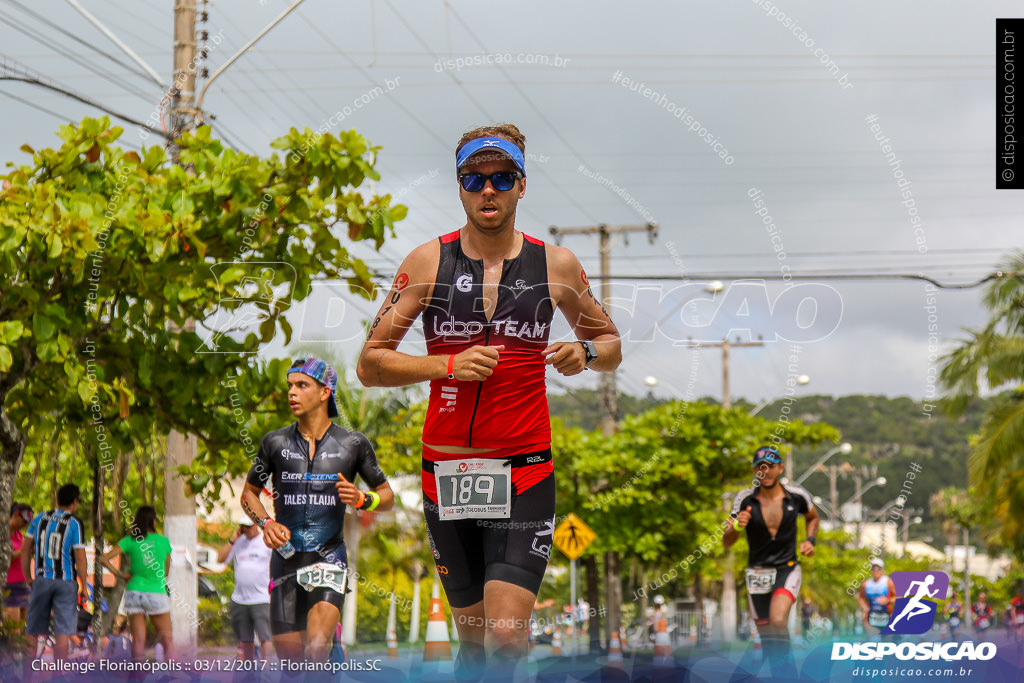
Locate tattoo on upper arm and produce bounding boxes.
[376,349,390,384]
[368,290,403,340]
[586,285,611,318]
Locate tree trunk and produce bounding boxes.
[694,571,704,645]
[90,452,106,652]
[0,407,28,590]
[584,554,602,653]
[605,550,622,649]
[342,510,362,645]
[111,450,130,537]
[409,561,423,643]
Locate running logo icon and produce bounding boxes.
[883,571,949,635]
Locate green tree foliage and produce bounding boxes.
[0,116,406,587]
[554,400,838,566]
[750,394,985,537]
[938,253,1024,556]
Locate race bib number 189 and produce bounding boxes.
[435,459,512,520]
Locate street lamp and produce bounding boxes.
[794,442,852,486]
[623,281,724,364]
[812,495,838,530]
[848,475,887,544]
[748,375,811,417]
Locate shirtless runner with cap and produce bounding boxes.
[357,123,621,681]
[723,445,819,680]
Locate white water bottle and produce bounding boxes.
[277,540,295,558]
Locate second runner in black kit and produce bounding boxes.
[723,445,819,680]
[358,123,622,680]
[241,358,394,668]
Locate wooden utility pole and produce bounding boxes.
[548,223,656,651]
[690,337,765,411]
[691,336,762,644]
[165,0,199,656]
[548,224,656,436]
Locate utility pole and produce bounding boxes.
[690,337,765,411]
[690,336,762,644]
[548,223,656,651]
[165,0,199,657]
[548,224,656,436]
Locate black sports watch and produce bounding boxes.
[579,340,598,367]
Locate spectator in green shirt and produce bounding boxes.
[101,506,176,662]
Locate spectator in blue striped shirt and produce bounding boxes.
[21,483,89,663]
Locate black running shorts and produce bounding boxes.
[423,470,555,608]
[746,562,802,624]
[269,549,347,635]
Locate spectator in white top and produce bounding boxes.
[218,514,273,660]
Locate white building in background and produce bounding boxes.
[826,522,1010,583]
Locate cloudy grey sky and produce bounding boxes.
[3,0,1019,405]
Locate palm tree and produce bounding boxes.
[939,252,1024,554]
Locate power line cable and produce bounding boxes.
[2,0,158,86]
[0,11,156,103]
[0,61,169,138]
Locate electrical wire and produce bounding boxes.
[0,68,169,139]
[583,271,1015,290]
[2,0,159,86]
[0,11,157,103]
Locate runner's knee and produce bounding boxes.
[487,620,527,654]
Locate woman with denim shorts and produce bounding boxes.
[101,506,176,662]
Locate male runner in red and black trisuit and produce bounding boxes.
[724,446,819,680]
[357,123,621,680]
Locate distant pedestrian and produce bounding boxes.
[100,505,176,662]
[22,484,89,663]
[103,615,133,664]
[217,514,273,660]
[801,597,814,635]
[4,502,33,622]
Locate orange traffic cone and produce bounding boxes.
[653,614,673,667]
[423,574,453,663]
[386,593,399,659]
[607,629,623,668]
[551,628,563,657]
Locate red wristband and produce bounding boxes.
[447,354,456,380]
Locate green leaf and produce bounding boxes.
[390,204,409,222]
[0,346,11,372]
[259,317,276,343]
[32,314,55,341]
[0,321,24,344]
[48,233,63,259]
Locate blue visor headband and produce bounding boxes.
[455,137,526,176]
[753,447,783,466]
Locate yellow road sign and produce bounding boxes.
[553,513,596,560]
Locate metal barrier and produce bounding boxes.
[668,609,709,647]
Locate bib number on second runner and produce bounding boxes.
[296,562,347,593]
[434,458,511,520]
[744,567,777,595]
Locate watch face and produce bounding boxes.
[582,341,597,364]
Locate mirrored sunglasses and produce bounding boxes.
[458,171,522,192]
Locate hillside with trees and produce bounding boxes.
[549,390,988,548]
